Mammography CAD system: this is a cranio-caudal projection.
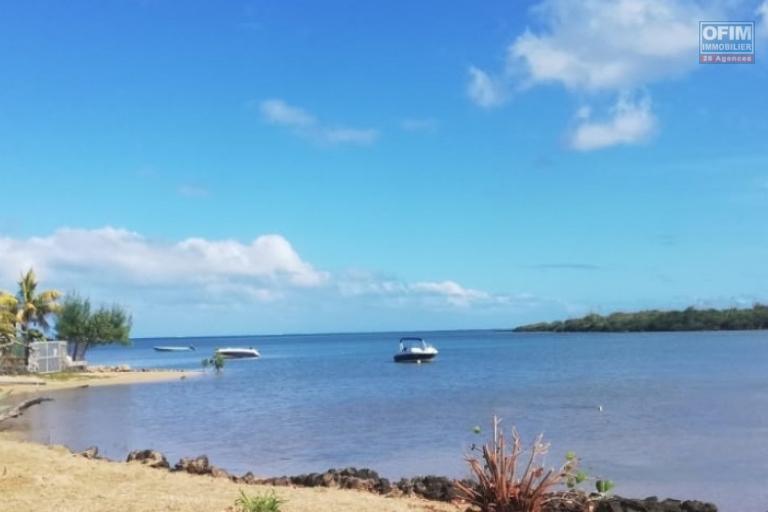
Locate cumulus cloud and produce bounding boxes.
[468,0,751,150]
[0,227,532,317]
[467,67,506,108]
[509,0,712,91]
[336,271,536,310]
[759,1,768,37]
[0,228,328,302]
[570,94,656,150]
[257,99,379,146]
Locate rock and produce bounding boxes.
[340,476,372,492]
[126,449,170,469]
[594,497,717,512]
[78,446,99,459]
[320,472,336,486]
[210,466,232,479]
[682,501,718,512]
[398,475,455,501]
[239,471,258,484]
[376,477,392,494]
[174,455,211,475]
[396,477,414,495]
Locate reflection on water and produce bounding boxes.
[20,330,768,512]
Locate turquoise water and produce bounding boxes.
[20,330,768,511]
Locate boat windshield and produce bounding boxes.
[399,338,428,350]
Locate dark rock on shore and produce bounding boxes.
[258,467,390,494]
[88,448,719,511]
[78,446,100,459]
[174,455,211,475]
[595,496,717,512]
[238,471,258,485]
[126,449,170,469]
[396,475,455,501]
[210,466,234,480]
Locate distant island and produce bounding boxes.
[514,304,768,332]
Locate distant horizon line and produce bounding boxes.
[131,326,517,341]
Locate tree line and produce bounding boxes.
[0,268,131,365]
[514,304,768,332]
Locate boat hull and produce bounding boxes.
[393,352,437,363]
[216,349,260,359]
[154,346,194,352]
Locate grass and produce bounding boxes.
[233,489,285,512]
[40,372,102,381]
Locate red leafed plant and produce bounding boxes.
[455,417,576,512]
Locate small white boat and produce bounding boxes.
[154,345,196,352]
[393,337,438,363]
[215,347,261,359]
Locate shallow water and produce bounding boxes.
[19,330,768,511]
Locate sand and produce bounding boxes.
[0,435,461,512]
[0,370,197,396]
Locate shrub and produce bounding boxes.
[234,489,285,512]
[455,416,578,512]
[212,352,225,373]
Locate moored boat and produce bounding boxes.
[393,337,438,363]
[215,347,261,359]
[154,345,195,352]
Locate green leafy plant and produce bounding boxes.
[596,479,615,496]
[201,353,225,374]
[455,416,579,512]
[234,489,285,512]
[212,352,225,373]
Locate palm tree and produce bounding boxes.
[15,269,62,349]
[0,292,19,352]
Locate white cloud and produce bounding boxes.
[759,1,768,37]
[570,94,656,151]
[509,0,713,91]
[0,227,535,317]
[0,228,328,299]
[469,0,757,150]
[467,67,506,108]
[257,99,379,146]
[260,99,316,127]
[336,271,531,309]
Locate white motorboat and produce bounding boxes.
[393,337,438,363]
[215,347,261,359]
[154,345,195,352]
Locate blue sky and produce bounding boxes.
[1,0,768,336]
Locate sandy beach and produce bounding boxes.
[0,434,460,512]
[0,369,197,396]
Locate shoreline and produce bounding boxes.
[0,434,461,512]
[0,371,722,512]
[0,369,199,397]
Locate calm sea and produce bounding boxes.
[18,330,768,511]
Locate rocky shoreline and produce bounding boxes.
[77,446,718,512]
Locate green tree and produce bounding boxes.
[15,269,62,343]
[56,294,132,361]
[0,292,19,354]
[514,303,768,333]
